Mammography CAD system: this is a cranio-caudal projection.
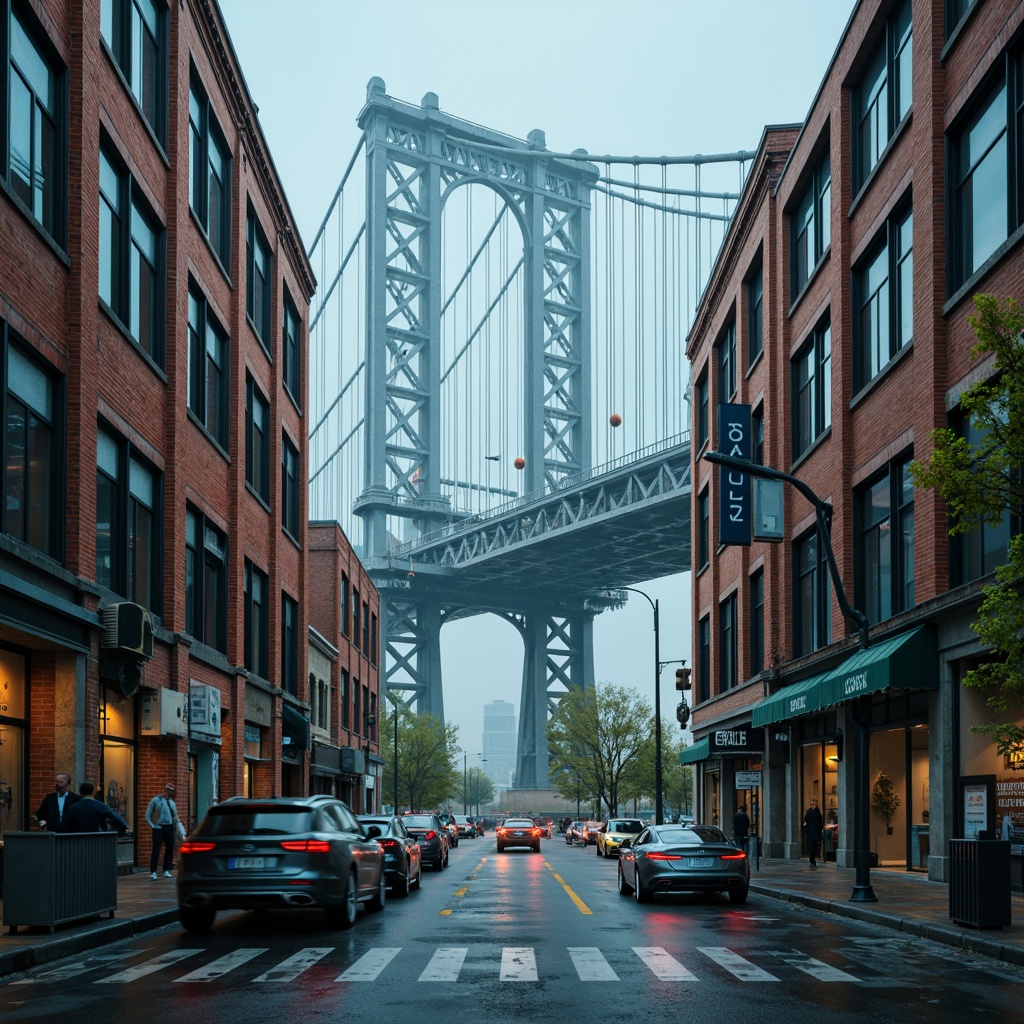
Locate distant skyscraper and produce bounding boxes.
[482,700,517,789]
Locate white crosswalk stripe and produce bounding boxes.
[13,950,142,984]
[176,949,268,982]
[252,947,333,983]
[697,946,780,982]
[569,947,618,981]
[336,948,401,982]
[500,947,537,981]
[766,950,861,982]
[419,947,469,982]
[95,950,200,983]
[633,946,699,981]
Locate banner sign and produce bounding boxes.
[716,403,751,545]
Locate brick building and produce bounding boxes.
[0,0,316,868]
[307,522,382,814]
[685,0,1023,881]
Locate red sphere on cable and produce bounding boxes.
[514,456,526,470]
[609,413,623,428]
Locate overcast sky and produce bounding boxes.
[217,0,857,760]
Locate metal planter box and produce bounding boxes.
[3,831,118,933]
[949,838,1012,929]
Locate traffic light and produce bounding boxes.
[675,667,691,691]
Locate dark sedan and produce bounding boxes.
[495,817,542,853]
[358,814,423,897]
[402,812,450,870]
[176,796,386,932]
[617,823,749,904]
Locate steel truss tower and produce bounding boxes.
[353,79,600,789]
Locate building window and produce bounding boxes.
[187,283,230,450]
[188,73,231,269]
[312,675,329,732]
[99,145,163,363]
[950,408,1015,584]
[719,591,738,693]
[749,569,764,677]
[854,205,913,392]
[281,592,298,696]
[695,372,709,450]
[362,602,370,655]
[185,506,227,653]
[340,668,350,729]
[96,426,161,613]
[282,435,299,540]
[7,6,65,243]
[854,0,912,190]
[370,612,378,665]
[945,0,973,40]
[341,573,350,637]
[353,678,361,736]
[3,337,61,559]
[100,0,166,143]
[790,151,831,302]
[245,375,270,503]
[698,488,709,571]
[747,262,763,365]
[717,322,736,404]
[246,207,272,348]
[351,589,361,649]
[244,559,268,678]
[856,456,915,625]
[794,528,831,657]
[698,615,710,704]
[751,407,764,466]
[283,289,301,403]
[792,316,831,459]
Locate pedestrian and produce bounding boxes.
[732,803,750,851]
[145,782,182,879]
[64,781,130,834]
[804,797,824,869]
[35,772,82,832]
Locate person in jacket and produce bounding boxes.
[804,797,824,869]
[35,773,81,832]
[732,804,750,851]
[64,781,129,834]
[145,783,182,879]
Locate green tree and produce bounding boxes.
[466,766,495,814]
[662,732,696,821]
[546,683,654,817]
[911,294,1024,759]
[381,700,460,812]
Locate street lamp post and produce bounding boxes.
[392,697,399,813]
[703,450,876,903]
[463,753,467,813]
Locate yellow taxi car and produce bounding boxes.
[596,817,645,858]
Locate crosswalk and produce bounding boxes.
[12,944,865,986]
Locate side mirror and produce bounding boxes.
[365,824,382,840]
[619,839,632,850]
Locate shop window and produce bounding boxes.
[0,647,27,836]
[100,685,136,832]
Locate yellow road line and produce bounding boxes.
[439,858,487,915]
[547,863,593,915]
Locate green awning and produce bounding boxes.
[678,738,709,765]
[820,627,938,707]
[282,702,310,752]
[751,671,830,728]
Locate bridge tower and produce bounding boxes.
[353,79,600,787]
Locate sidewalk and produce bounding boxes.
[1,859,1022,979]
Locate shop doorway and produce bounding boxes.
[869,724,930,870]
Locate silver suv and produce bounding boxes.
[176,796,386,932]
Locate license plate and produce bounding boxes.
[227,856,265,869]
[511,831,523,837]
[688,857,714,868]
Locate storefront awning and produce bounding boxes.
[282,703,310,752]
[819,627,938,708]
[678,738,709,765]
[751,671,830,728]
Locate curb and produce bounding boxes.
[0,909,179,979]
[751,884,1024,968]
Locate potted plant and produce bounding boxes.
[871,770,901,836]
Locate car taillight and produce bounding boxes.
[720,851,747,860]
[280,840,332,853]
[424,830,438,841]
[645,851,682,860]
[530,828,540,836]
[378,839,399,850]
[179,840,215,854]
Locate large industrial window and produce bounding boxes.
[244,559,269,679]
[790,151,831,302]
[793,528,831,657]
[792,316,831,459]
[101,0,166,144]
[246,207,272,349]
[187,282,230,451]
[245,375,270,504]
[185,506,227,654]
[189,72,231,269]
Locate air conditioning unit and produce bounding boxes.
[140,687,188,737]
[101,602,154,659]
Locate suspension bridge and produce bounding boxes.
[308,78,752,787]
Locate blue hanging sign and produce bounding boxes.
[717,403,752,546]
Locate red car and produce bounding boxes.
[581,820,604,845]
[496,817,542,853]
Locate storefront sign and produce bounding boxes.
[716,404,751,546]
[708,721,761,755]
[736,771,761,789]
[963,782,989,839]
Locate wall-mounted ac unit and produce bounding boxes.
[140,687,187,737]
[101,602,154,658]
[189,681,222,743]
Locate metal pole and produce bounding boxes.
[393,699,399,813]
[463,753,467,813]
[654,599,663,825]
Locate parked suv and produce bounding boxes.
[176,796,386,933]
[402,812,450,870]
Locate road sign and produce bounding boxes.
[736,770,761,789]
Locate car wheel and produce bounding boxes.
[179,906,216,934]
[532,843,540,853]
[596,844,602,857]
[633,869,650,903]
[496,843,505,853]
[617,863,631,896]
[326,872,358,929]
[728,885,749,904]
[369,872,387,912]
[395,865,411,898]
